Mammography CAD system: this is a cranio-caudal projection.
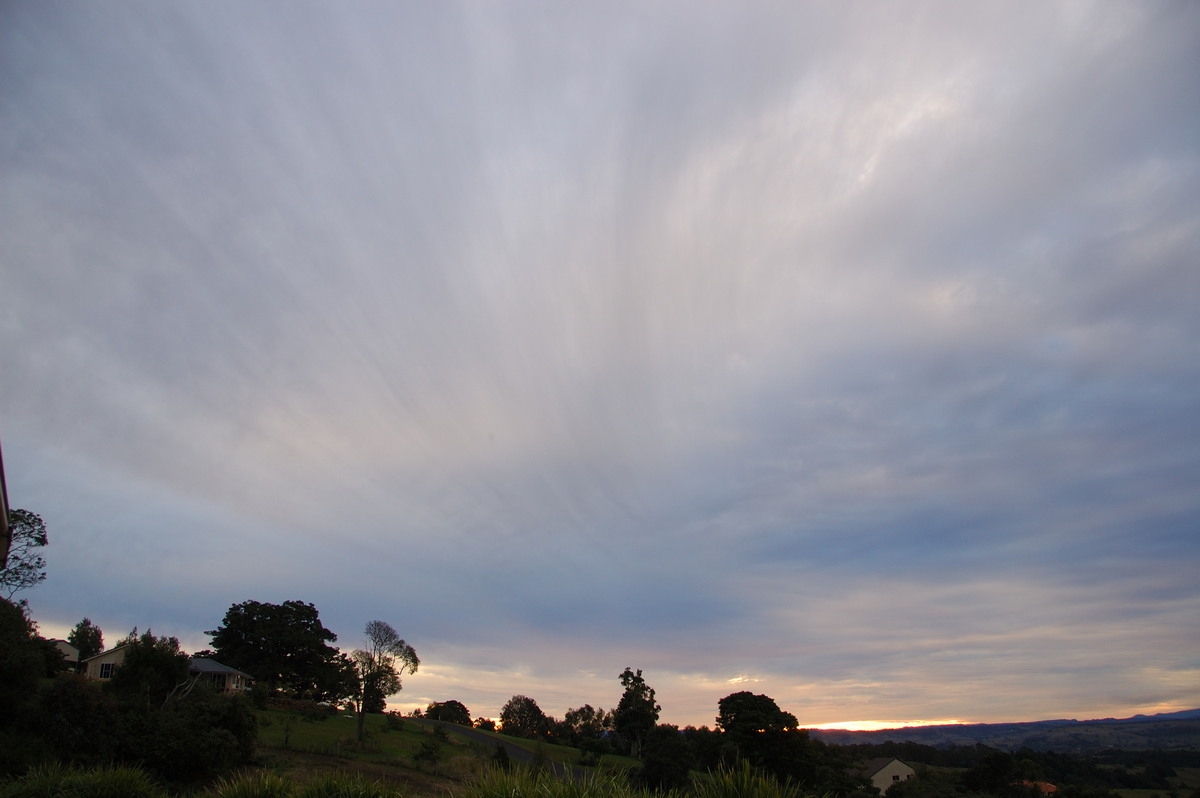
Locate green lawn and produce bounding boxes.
[253,707,639,780]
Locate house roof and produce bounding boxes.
[189,657,251,678]
[862,758,913,777]
[81,644,129,663]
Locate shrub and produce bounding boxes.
[461,767,654,798]
[209,771,294,798]
[297,772,407,798]
[0,762,163,798]
[690,760,803,798]
[116,692,257,784]
[33,674,120,766]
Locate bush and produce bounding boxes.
[116,692,257,784]
[33,675,120,766]
[297,773,407,798]
[690,761,804,798]
[209,771,294,798]
[0,762,163,798]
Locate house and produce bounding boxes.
[48,639,79,670]
[83,644,129,681]
[862,758,916,793]
[81,645,252,693]
[189,657,253,693]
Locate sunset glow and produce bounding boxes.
[807,720,967,732]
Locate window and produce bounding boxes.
[99,662,114,679]
[893,775,901,782]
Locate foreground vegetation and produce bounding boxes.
[0,760,839,798]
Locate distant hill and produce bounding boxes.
[808,709,1200,752]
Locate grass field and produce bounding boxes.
[249,707,638,796]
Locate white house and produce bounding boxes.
[81,646,252,693]
[48,639,80,670]
[862,758,916,793]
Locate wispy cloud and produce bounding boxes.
[3,1,1198,726]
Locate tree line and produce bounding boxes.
[0,592,418,785]
[2,520,1184,798]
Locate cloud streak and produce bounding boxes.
[3,1,1198,726]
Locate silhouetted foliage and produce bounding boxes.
[351,620,418,742]
[614,668,660,757]
[638,723,694,790]
[0,509,47,599]
[33,674,121,766]
[562,703,612,746]
[0,598,50,775]
[492,742,511,770]
[105,630,191,708]
[207,599,348,701]
[426,699,472,725]
[114,688,256,784]
[500,694,548,738]
[67,617,104,665]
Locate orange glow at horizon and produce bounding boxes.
[806,719,966,732]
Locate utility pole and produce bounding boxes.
[0,436,10,569]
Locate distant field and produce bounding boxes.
[1171,767,1200,790]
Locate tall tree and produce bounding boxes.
[499,694,548,738]
[351,620,418,742]
[614,667,660,758]
[207,599,346,700]
[68,617,104,663]
[0,509,47,600]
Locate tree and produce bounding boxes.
[614,667,660,758]
[207,599,347,700]
[499,694,548,738]
[0,598,44,724]
[106,629,191,708]
[351,620,418,742]
[715,691,840,787]
[426,699,472,725]
[716,691,798,742]
[639,724,694,790]
[67,618,104,664]
[561,703,612,747]
[0,509,47,600]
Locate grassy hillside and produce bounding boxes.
[249,707,637,796]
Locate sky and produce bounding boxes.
[2,1,1198,731]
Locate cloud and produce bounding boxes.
[3,1,1198,727]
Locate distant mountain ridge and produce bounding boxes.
[808,709,1200,752]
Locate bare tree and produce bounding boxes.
[352,620,418,742]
